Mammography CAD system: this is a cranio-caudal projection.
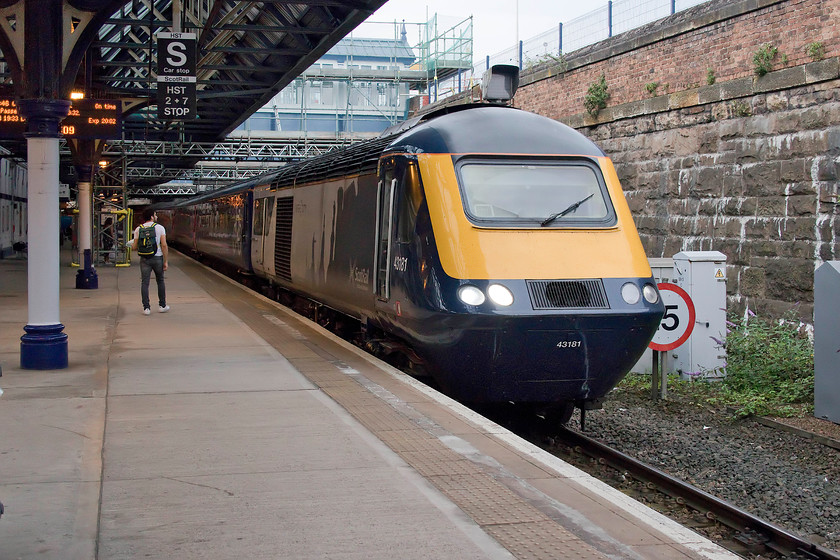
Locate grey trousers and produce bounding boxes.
[140,256,166,309]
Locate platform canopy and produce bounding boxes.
[0,0,388,174]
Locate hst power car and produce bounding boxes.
[159,66,664,423]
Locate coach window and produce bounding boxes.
[253,197,264,235]
[263,197,274,236]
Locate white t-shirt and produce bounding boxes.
[133,222,166,257]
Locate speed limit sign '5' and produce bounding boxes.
[649,283,695,352]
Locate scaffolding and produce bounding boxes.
[93,201,132,267]
[419,15,473,79]
[238,16,475,140]
[93,157,131,267]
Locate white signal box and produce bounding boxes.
[670,251,727,379]
[632,252,727,379]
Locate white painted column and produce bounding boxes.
[73,163,98,290]
[26,137,61,326]
[77,179,91,265]
[18,98,70,370]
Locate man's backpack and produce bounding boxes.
[137,224,158,257]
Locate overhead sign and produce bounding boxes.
[157,32,197,120]
[0,97,121,139]
[157,32,196,77]
[649,283,696,352]
[62,99,121,139]
[0,97,25,137]
[157,80,197,120]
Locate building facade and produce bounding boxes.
[235,34,417,137]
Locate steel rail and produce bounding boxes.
[558,426,840,560]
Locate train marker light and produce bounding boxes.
[458,285,486,306]
[621,282,641,305]
[488,284,514,306]
[643,283,659,304]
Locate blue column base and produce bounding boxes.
[76,249,98,289]
[75,268,98,289]
[20,324,68,370]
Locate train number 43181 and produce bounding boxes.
[556,340,582,348]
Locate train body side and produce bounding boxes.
[191,190,252,271]
[252,173,379,321]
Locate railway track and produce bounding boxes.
[553,426,840,560]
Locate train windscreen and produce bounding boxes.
[456,159,616,228]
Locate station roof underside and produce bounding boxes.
[0,0,389,186]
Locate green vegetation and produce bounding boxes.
[584,75,609,117]
[806,41,826,62]
[645,82,660,96]
[616,309,814,419]
[753,43,779,76]
[706,68,716,85]
[731,100,751,117]
[525,52,568,73]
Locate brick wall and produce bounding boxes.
[517,0,837,121]
[513,0,840,321]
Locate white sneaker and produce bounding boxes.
[143,308,151,316]
[159,305,170,313]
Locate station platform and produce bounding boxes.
[0,249,739,560]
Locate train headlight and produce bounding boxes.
[620,282,641,305]
[458,285,486,306]
[643,283,659,304]
[488,284,514,306]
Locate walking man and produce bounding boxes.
[131,208,170,315]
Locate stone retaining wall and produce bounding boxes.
[512,0,840,320]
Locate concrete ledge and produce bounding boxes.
[754,417,840,451]
[558,57,840,128]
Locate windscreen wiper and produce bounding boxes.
[540,193,595,227]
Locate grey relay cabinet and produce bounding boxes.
[671,251,728,379]
[632,252,727,379]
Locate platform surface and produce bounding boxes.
[0,250,739,559]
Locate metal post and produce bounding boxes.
[608,1,613,37]
[659,352,668,400]
[651,349,660,400]
[671,0,676,14]
[75,164,98,288]
[650,350,667,400]
[558,22,563,55]
[173,0,181,32]
[518,40,523,70]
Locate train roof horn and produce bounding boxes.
[481,64,520,104]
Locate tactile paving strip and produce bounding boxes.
[485,521,608,560]
[431,474,548,525]
[179,260,610,560]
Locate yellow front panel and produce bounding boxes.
[418,154,652,280]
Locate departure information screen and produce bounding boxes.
[0,97,122,139]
